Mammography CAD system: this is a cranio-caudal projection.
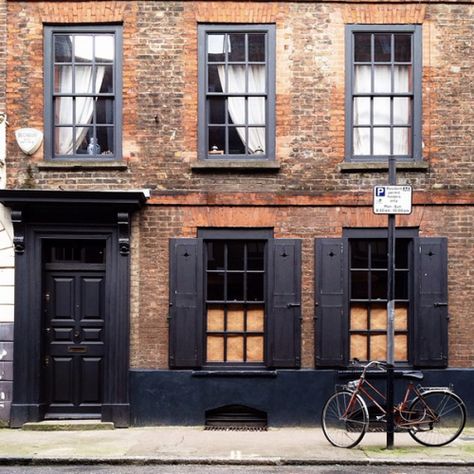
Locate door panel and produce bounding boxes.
[44,270,105,417]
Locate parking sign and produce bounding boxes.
[373,185,412,214]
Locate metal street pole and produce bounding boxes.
[386,156,396,449]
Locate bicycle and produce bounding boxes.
[321,360,466,448]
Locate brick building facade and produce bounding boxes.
[0,0,472,427]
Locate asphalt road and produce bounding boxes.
[0,465,472,474]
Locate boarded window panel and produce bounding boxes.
[227,306,245,331]
[372,335,387,360]
[395,334,408,361]
[247,306,264,331]
[350,305,367,330]
[247,336,264,362]
[207,336,224,362]
[227,336,244,362]
[351,334,367,360]
[207,307,225,331]
[371,305,387,330]
[395,304,408,330]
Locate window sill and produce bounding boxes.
[192,370,277,378]
[37,160,128,171]
[339,161,429,173]
[191,160,281,172]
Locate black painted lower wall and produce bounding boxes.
[130,368,474,427]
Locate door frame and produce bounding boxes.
[0,189,148,428]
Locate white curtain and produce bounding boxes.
[55,66,105,155]
[353,65,410,156]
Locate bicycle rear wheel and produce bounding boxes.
[321,390,369,448]
[408,390,466,446]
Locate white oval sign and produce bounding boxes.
[15,128,43,155]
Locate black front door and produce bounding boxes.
[43,241,106,418]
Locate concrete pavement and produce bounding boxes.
[0,425,473,466]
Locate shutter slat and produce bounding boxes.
[315,239,347,367]
[267,239,301,368]
[414,238,448,367]
[169,239,203,368]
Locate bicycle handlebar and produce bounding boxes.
[351,359,388,376]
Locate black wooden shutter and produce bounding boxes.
[414,238,448,367]
[267,239,301,368]
[315,239,347,367]
[169,238,203,368]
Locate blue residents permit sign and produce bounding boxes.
[373,185,412,215]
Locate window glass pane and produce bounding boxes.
[248,34,265,62]
[54,127,74,155]
[353,127,370,155]
[96,98,114,124]
[227,336,244,362]
[207,336,224,362]
[373,97,391,125]
[207,242,225,270]
[75,97,94,124]
[351,240,369,268]
[227,97,245,124]
[228,127,246,154]
[248,65,265,93]
[54,35,73,62]
[351,304,367,330]
[351,334,367,360]
[373,127,391,155]
[209,98,226,124]
[54,97,73,124]
[227,305,245,331]
[393,128,410,155]
[354,33,371,62]
[371,335,387,360]
[394,34,411,62]
[96,127,114,155]
[208,65,224,93]
[74,35,94,63]
[207,272,225,300]
[370,304,387,330]
[374,33,391,62]
[208,34,226,62]
[248,97,265,125]
[249,128,265,155]
[98,65,114,93]
[247,336,264,362]
[351,271,368,299]
[395,303,408,330]
[395,240,409,268]
[372,271,387,299]
[207,306,225,331]
[394,335,408,361]
[354,65,371,93]
[75,66,94,93]
[208,126,225,154]
[395,271,409,299]
[393,98,411,125]
[95,35,114,63]
[54,65,73,93]
[247,305,264,330]
[228,33,245,62]
[247,273,264,301]
[373,65,392,93]
[353,97,370,125]
[227,65,246,93]
[227,273,244,300]
[371,240,387,268]
[247,242,264,270]
[227,242,244,270]
[74,127,93,154]
[394,65,411,93]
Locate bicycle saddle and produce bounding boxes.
[400,370,424,380]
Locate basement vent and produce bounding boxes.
[205,404,268,431]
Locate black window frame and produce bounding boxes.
[344,25,422,162]
[44,25,123,161]
[198,24,276,161]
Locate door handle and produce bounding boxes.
[287,303,301,308]
[434,302,448,307]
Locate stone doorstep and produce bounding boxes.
[22,420,115,431]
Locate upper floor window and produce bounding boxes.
[44,26,122,160]
[198,25,275,160]
[345,25,422,161]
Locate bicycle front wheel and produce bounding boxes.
[408,390,466,447]
[321,390,369,448]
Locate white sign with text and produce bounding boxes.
[373,185,412,215]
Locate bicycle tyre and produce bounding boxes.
[408,390,466,447]
[321,390,369,448]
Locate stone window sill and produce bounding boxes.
[339,161,429,173]
[192,370,277,378]
[191,160,281,172]
[37,160,128,171]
